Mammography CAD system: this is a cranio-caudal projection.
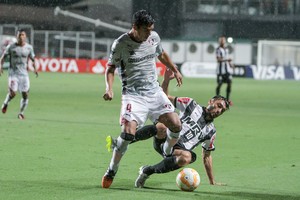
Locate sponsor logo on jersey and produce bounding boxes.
[128,53,156,63]
[178,97,190,104]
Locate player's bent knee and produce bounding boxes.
[177,151,195,166]
[177,156,191,167]
[22,93,28,99]
[10,92,16,98]
[190,151,197,164]
[168,118,182,133]
[170,123,182,133]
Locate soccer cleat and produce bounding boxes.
[101,169,116,188]
[1,104,8,114]
[135,166,150,188]
[18,113,25,120]
[105,136,117,152]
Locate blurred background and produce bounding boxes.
[0,0,300,80]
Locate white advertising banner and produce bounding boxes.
[181,62,217,78]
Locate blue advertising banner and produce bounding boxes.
[245,65,300,80]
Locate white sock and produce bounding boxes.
[109,136,130,173]
[3,94,12,105]
[20,98,29,114]
[163,129,180,156]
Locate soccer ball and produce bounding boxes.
[176,168,200,192]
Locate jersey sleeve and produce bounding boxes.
[156,35,164,55]
[202,133,216,151]
[175,97,194,112]
[152,31,163,56]
[107,39,121,67]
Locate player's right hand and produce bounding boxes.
[103,90,113,101]
[213,182,227,186]
[174,71,183,87]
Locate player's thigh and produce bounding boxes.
[120,95,149,129]
[18,76,30,92]
[158,112,181,132]
[148,90,176,123]
[8,76,19,93]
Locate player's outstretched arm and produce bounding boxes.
[202,149,215,185]
[202,149,227,186]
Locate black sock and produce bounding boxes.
[153,137,166,155]
[130,125,157,144]
[143,156,180,176]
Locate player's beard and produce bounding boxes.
[207,105,214,111]
[206,105,215,120]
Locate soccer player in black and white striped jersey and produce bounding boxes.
[132,68,231,187]
[216,36,234,100]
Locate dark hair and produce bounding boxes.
[17,29,26,34]
[132,10,155,28]
[211,95,232,109]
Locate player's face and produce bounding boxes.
[135,24,154,42]
[17,31,26,44]
[219,37,226,46]
[207,99,227,119]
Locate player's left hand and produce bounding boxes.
[164,68,175,80]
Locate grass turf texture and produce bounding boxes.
[0,72,299,200]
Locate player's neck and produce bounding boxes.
[17,41,26,46]
[128,29,142,43]
[204,108,214,122]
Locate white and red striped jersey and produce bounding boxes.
[175,97,216,151]
[3,42,35,76]
[107,31,163,96]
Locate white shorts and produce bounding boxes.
[8,75,30,92]
[120,90,175,128]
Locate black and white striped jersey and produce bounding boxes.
[216,46,232,75]
[175,97,216,151]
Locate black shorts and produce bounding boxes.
[173,143,197,164]
[217,74,232,84]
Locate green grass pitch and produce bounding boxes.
[0,72,299,200]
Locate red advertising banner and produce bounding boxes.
[32,58,166,76]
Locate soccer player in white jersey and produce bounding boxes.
[133,68,231,187]
[0,29,38,119]
[216,36,234,100]
[101,10,183,188]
